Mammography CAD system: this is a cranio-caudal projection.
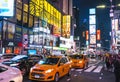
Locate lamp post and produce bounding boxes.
[97,0,120,51]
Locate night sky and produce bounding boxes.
[73,0,120,49]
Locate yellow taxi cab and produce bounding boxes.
[69,54,88,69]
[29,55,71,82]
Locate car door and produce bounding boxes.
[62,57,70,75]
[58,58,65,77]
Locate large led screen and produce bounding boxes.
[89,25,96,34]
[28,49,37,55]
[0,0,14,17]
[89,15,96,24]
[90,35,96,44]
[89,8,96,14]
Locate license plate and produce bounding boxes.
[35,75,40,78]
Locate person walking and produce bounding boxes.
[105,53,111,70]
[113,52,120,82]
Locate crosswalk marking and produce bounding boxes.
[76,69,83,72]
[93,66,103,73]
[84,66,96,72]
[74,65,104,73]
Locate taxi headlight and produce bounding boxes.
[30,68,33,72]
[70,60,73,63]
[79,61,83,63]
[45,69,54,73]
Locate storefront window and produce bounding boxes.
[16,8,22,25]
[16,0,22,9]
[3,21,7,40]
[23,4,28,12]
[7,22,15,40]
[15,26,22,42]
[23,12,28,27]
[29,14,33,27]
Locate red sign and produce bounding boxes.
[86,31,89,40]
[97,30,100,40]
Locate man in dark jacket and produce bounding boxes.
[113,53,120,82]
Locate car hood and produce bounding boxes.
[33,64,56,71]
[0,64,22,82]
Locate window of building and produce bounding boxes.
[29,14,34,27]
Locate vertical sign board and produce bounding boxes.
[0,0,14,17]
[97,30,100,40]
[116,31,120,46]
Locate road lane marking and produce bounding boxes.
[76,69,83,72]
[67,78,71,81]
[71,68,75,71]
[93,66,103,73]
[74,74,77,77]
[84,66,96,72]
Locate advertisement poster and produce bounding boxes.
[3,21,7,39]
[0,0,14,17]
[62,15,71,38]
[89,25,96,34]
[90,35,96,44]
[7,22,15,40]
[89,15,96,24]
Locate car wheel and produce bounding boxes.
[86,62,88,68]
[67,69,71,76]
[54,73,59,82]
[21,68,26,76]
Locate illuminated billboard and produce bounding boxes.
[86,31,89,40]
[116,31,120,46]
[89,25,96,34]
[89,15,96,24]
[97,30,101,40]
[89,8,96,14]
[62,15,71,38]
[90,35,96,44]
[0,0,14,17]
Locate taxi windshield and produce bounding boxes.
[38,58,59,65]
[69,55,83,59]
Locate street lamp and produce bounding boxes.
[96,0,120,50]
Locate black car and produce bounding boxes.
[0,53,17,59]
[2,54,43,76]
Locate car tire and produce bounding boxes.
[67,69,71,77]
[54,73,59,82]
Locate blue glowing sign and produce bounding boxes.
[28,50,37,55]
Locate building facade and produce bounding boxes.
[0,0,74,55]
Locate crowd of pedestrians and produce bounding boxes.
[104,50,120,82]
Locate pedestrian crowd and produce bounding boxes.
[104,50,120,82]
